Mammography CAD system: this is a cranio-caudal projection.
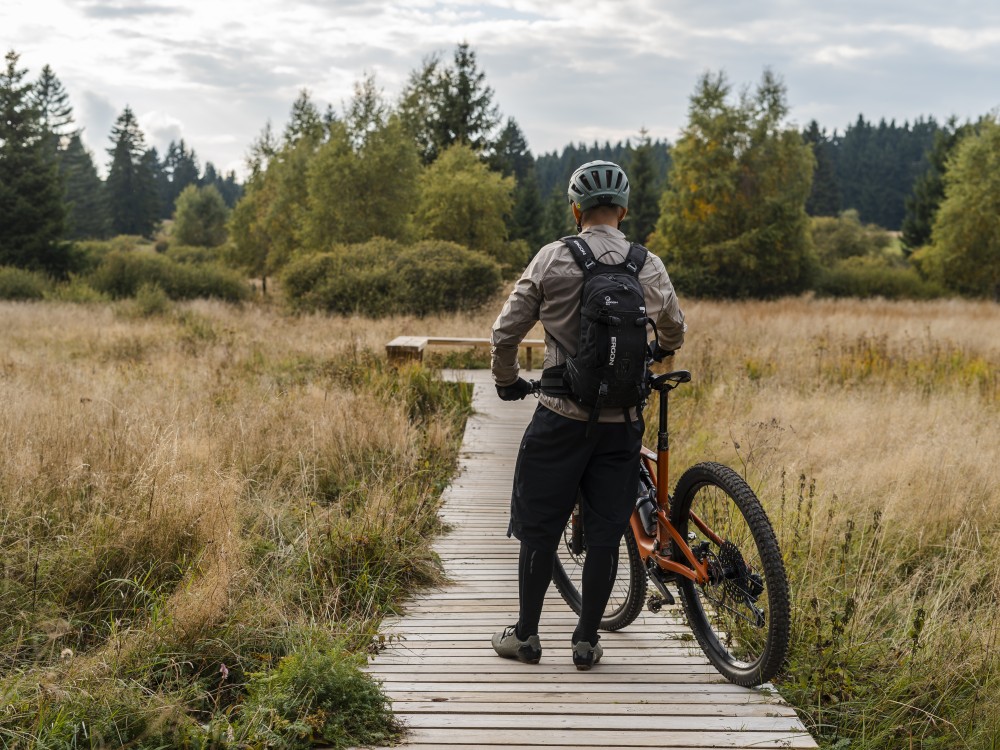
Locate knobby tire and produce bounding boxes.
[670,461,791,686]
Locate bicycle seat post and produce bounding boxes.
[657,383,670,499]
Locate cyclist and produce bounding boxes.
[490,160,686,669]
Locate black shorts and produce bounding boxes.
[508,404,643,554]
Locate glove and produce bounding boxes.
[496,377,532,401]
[649,341,675,363]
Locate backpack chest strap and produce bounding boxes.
[562,235,647,279]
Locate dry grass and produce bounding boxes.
[2,293,998,748]
[0,299,471,747]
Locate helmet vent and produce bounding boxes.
[614,172,623,189]
[591,170,602,187]
[580,175,593,190]
[570,184,583,195]
[622,179,629,192]
[605,169,613,187]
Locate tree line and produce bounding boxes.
[0,50,240,276]
[3,43,997,301]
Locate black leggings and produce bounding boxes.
[516,540,618,646]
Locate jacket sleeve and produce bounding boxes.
[644,255,686,353]
[490,259,543,386]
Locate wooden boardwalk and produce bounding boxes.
[365,370,817,749]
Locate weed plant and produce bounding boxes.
[0,301,470,748]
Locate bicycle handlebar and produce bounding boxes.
[525,370,691,399]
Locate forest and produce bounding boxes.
[3,44,998,304]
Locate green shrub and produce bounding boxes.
[815,256,948,299]
[235,643,401,749]
[282,238,502,316]
[45,276,109,303]
[811,210,893,265]
[395,241,504,315]
[88,250,250,302]
[0,267,50,300]
[166,244,220,265]
[133,282,172,316]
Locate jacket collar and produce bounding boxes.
[580,224,625,240]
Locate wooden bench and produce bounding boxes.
[386,336,545,370]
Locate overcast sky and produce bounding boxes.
[5,0,1000,177]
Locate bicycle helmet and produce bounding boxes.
[567,160,630,211]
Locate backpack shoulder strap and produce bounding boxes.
[561,236,598,277]
[624,243,648,277]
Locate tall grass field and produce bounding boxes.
[1,295,998,749]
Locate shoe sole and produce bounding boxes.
[516,646,541,664]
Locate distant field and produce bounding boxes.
[1,295,998,748]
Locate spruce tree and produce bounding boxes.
[60,133,109,239]
[490,118,545,248]
[105,106,159,236]
[0,50,67,273]
[162,139,199,215]
[625,128,661,244]
[398,43,500,162]
[32,64,75,156]
[803,120,839,216]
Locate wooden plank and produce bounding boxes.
[377,728,818,748]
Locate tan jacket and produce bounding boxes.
[491,224,686,422]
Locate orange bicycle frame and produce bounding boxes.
[629,377,721,586]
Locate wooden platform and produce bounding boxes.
[364,370,817,749]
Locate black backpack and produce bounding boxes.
[543,236,654,427]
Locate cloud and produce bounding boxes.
[810,45,878,67]
[72,0,186,18]
[138,109,184,152]
[8,0,1000,178]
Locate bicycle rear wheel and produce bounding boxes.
[551,501,647,631]
[669,462,790,686]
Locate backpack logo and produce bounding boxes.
[609,336,617,366]
[604,295,617,306]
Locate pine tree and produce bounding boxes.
[398,43,500,162]
[0,50,67,273]
[283,89,324,147]
[490,118,545,248]
[105,106,159,236]
[174,184,229,247]
[625,128,661,244]
[140,147,168,219]
[803,120,839,216]
[60,133,109,239]
[162,139,199,215]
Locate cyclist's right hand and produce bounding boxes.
[496,377,533,401]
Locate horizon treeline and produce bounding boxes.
[3,44,998,300]
[0,50,241,276]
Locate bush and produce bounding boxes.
[88,250,250,302]
[45,276,109,303]
[810,210,894,265]
[235,643,400,749]
[815,256,948,299]
[396,241,505,315]
[282,238,502,316]
[0,266,50,300]
[166,244,220,265]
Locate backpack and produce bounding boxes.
[544,235,654,427]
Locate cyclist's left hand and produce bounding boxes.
[496,378,532,401]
